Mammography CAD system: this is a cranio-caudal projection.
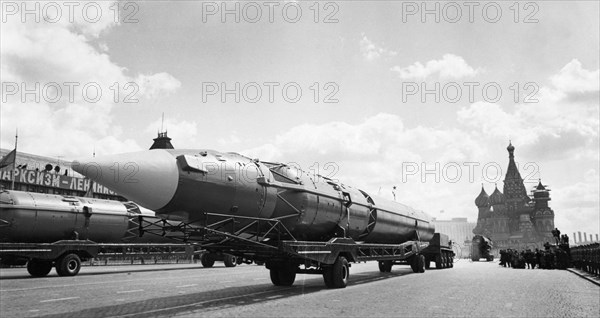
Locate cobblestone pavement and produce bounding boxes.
[1,260,598,317]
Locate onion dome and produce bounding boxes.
[507,141,515,152]
[489,185,506,205]
[475,185,489,207]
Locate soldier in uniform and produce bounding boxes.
[552,228,561,245]
[525,249,535,269]
[535,248,542,269]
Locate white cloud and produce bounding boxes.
[550,59,600,93]
[241,113,483,219]
[552,169,600,240]
[359,33,397,61]
[457,61,599,162]
[0,6,181,158]
[391,54,480,80]
[136,73,182,100]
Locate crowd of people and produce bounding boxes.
[498,244,570,270]
[571,243,600,276]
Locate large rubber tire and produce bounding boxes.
[418,255,426,273]
[435,255,443,269]
[201,253,215,268]
[410,256,418,273]
[223,254,237,268]
[270,267,296,286]
[55,254,81,277]
[378,260,392,273]
[329,256,349,288]
[27,259,53,277]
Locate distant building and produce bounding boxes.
[0,148,123,200]
[473,143,555,250]
[0,129,176,199]
[432,217,476,258]
[149,131,174,150]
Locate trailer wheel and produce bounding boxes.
[56,254,81,276]
[412,255,425,273]
[270,267,296,286]
[201,253,215,268]
[223,254,237,267]
[27,259,53,277]
[325,256,349,288]
[378,260,392,273]
[435,255,443,269]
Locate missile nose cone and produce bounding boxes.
[72,150,179,210]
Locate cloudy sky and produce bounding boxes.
[1,1,599,238]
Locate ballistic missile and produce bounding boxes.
[73,149,434,243]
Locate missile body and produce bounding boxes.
[0,189,171,243]
[73,149,434,244]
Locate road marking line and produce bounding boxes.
[252,278,266,280]
[40,297,80,303]
[176,284,197,288]
[116,289,144,294]
[111,287,297,317]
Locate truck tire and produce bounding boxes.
[223,254,237,267]
[270,267,296,286]
[435,255,443,269]
[326,256,349,288]
[412,255,425,273]
[27,259,53,277]
[55,253,81,276]
[201,253,215,268]
[378,260,392,273]
[418,255,426,273]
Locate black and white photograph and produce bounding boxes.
[0,1,599,317]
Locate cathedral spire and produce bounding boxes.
[503,141,530,212]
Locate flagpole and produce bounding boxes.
[11,129,18,190]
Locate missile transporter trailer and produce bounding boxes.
[0,240,192,277]
[0,190,192,277]
[74,148,454,288]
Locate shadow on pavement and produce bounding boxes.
[39,268,418,318]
